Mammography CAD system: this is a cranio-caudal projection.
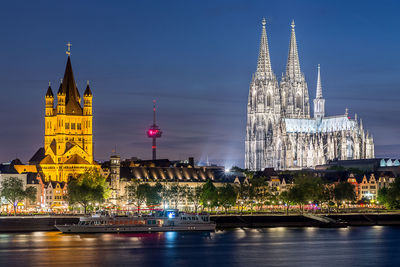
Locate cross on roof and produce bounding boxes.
[66,42,72,56]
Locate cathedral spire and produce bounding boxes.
[256,18,273,79]
[313,64,325,119]
[316,64,322,99]
[286,20,301,79]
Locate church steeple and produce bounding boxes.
[46,83,54,98]
[313,64,325,119]
[316,64,323,99]
[256,18,273,79]
[42,45,96,182]
[60,56,82,115]
[286,20,301,80]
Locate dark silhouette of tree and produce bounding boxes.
[66,169,110,214]
[0,177,37,215]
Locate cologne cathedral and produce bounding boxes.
[245,19,375,171]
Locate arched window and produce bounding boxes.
[266,93,272,107]
[296,95,302,109]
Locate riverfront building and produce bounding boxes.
[245,19,374,171]
[27,49,99,182]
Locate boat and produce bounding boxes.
[55,209,216,233]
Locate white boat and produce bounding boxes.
[55,209,216,233]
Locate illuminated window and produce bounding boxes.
[65,123,69,129]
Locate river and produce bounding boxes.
[0,227,399,266]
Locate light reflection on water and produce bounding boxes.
[0,227,399,266]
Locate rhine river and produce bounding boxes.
[0,227,399,266]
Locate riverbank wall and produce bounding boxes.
[0,216,79,232]
[1,213,400,232]
[212,213,400,228]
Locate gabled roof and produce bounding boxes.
[14,165,37,173]
[64,154,90,165]
[40,155,55,164]
[29,147,45,164]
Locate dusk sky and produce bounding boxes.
[0,0,399,167]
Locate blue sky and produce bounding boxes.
[0,0,399,167]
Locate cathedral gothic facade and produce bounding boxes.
[245,19,374,171]
[35,55,98,182]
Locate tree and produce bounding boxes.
[251,177,269,212]
[279,190,293,215]
[187,186,202,213]
[377,178,400,209]
[236,182,251,215]
[126,180,148,213]
[0,177,37,215]
[177,185,189,209]
[144,184,162,208]
[168,183,188,209]
[320,186,335,214]
[230,166,245,173]
[67,169,110,214]
[200,180,218,211]
[333,182,356,211]
[155,182,171,209]
[218,184,237,214]
[286,174,325,213]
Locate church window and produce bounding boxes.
[267,94,272,107]
[65,123,69,129]
[296,95,302,109]
[71,123,75,130]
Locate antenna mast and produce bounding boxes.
[147,100,162,160]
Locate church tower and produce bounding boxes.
[313,64,325,120]
[280,20,310,118]
[245,18,280,170]
[39,44,98,182]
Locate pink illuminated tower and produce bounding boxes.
[146,100,162,160]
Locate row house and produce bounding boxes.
[347,174,395,202]
[268,176,288,193]
[359,174,377,201]
[44,182,68,211]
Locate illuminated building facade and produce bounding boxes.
[37,49,98,182]
[245,19,375,171]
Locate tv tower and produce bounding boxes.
[146,100,162,160]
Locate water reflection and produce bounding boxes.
[0,227,399,266]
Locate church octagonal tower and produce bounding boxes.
[39,46,98,182]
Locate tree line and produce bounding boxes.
[5,169,398,215]
[124,173,358,215]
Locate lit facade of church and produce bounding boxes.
[37,52,98,182]
[245,19,375,171]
